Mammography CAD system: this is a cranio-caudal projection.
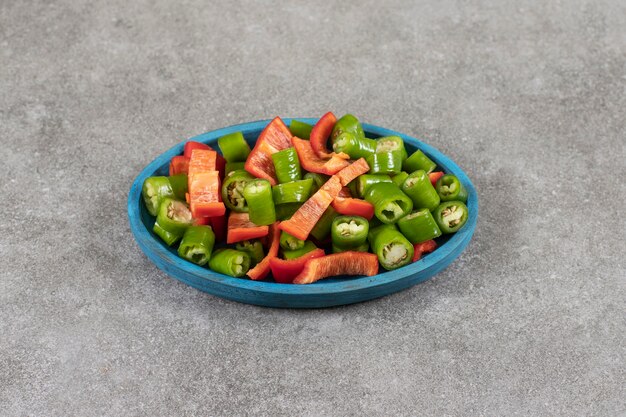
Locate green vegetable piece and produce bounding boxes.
[366,151,403,175]
[225,161,246,175]
[272,179,313,205]
[208,249,251,277]
[221,170,254,212]
[283,241,318,260]
[364,182,413,224]
[218,132,251,162]
[177,225,216,265]
[356,174,392,198]
[235,240,265,266]
[376,136,408,161]
[401,170,440,211]
[290,120,313,139]
[168,174,188,200]
[275,203,302,221]
[331,215,369,249]
[303,172,329,194]
[433,201,469,234]
[280,231,305,251]
[142,176,175,216]
[243,179,276,226]
[404,150,436,173]
[153,198,194,245]
[271,147,302,183]
[331,114,365,143]
[332,242,369,253]
[368,224,414,270]
[436,174,468,203]
[391,172,409,187]
[333,132,377,160]
[310,206,339,241]
[397,209,442,244]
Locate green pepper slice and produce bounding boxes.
[433,201,469,234]
[235,239,265,266]
[225,161,246,175]
[331,215,369,249]
[290,120,313,139]
[243,179,276,226]
[271,147,302,183]
[332,242,369,253]
[142,176,175,216]
[403,150,437,173]
[376,136,408,161]
[283,241,318,260]
[331,114,365,142]
[153,198,194,245]
[391,172,409,187]
[218,131,251,162]
[271,179,313,205]
[364,182,413,224]
[368,224,414,270]
[435,174,468,203]
[332,132,376,160]
[208,249,251,277]
[280,231,305,251]
[397,209,442,244]
[356,174,392,198]
[401,170,440,211]
[303,172,330,194]
[177,225,216,265]
[275,203,302,221]
[366,151,403,175]
[221,170,254,212]
[310,206,339,241]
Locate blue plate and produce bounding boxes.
[128,118,477,308]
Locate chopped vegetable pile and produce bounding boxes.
[143,113,470,284]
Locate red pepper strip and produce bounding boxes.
[188,171,226,218]
[331,197,375,220]
[293,252,379,284]
[336,158,370,186]
[188,149,217,175]
[280,176,341,240]
[428,171,444,187]
[309,112,349,159]
[269,249,326,283]
[169,155,189,176]
[193,216,210,225]
[209,214,227,242]
[245,117,293,185]
[292,137,350,175]
[338,187,352,198]
[247,222,281,281]
[412,240,438,262]
[227,212,269,244]
[184,141,225,177]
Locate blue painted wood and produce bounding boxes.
[127,118,478,308]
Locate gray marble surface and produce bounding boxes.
[1,0,624,415]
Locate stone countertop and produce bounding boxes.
[1,1,624,415]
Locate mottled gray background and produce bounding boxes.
[1,0,624,416]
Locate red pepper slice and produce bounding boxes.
[184,141,225,178]
[292,137,350,175]
[338,187,352,198]
[293,251,379,284]
[280,176,341,241]
[428,171,444,187]
[269,248,326,283]
[336,158,370,186]
[227,212,269,244]
[247,222,281,281]
[244,117,293,185]
[412,239,438,262]
[309,112,349,159]
[169,155,189,176]
[188,149,217,174]
[209,214,227,242]
[188,171,226,218]
[331,197,375,220]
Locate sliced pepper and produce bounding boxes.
[225,161,246,175]
[221,170,254,212]
[185,142,225,178]
[433,201,469,234]
[303,172,329,194]
[391,172,409,188]
[364,182,413,224]
[397,208,442,244]
[289,120,313,140]
[168,174,188,200]
[282,240,318,260]
[169,155,189,176]
[208,214,227,242]
[153,198,194,245]
[376,136,408,161]
[235,239,265,266]
[401,170,440,211]
[333,132,376,160]
[413,240,437,262]
[404,149,437,173]
[218,132,251,162]
[292,137,350,175]
[336,158,370,186]
[366,151,403,175]
[428,171,444,187]
[188,148,217,174]
[292,252,379,284]
[356,174,392,198]
[247,222,281,281]
[310,112,349,159]
[243,179,276,226]
[331,197,375,220]
[435,174,468,202]
[177,225,215,266]
[280,231,305,251]
[188,171,226,218]
[244,117,293,185]
[331,114,365,143]
[209,249,251,277]
[142,176,175,216]
[310,206,338,241]
[269,248,326,284]
[338,187,352,198]
[331,215,369,249]
[368,224,414,270]
[275,203,302,220]
[271,147,302,183]
[227,211,269,244]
